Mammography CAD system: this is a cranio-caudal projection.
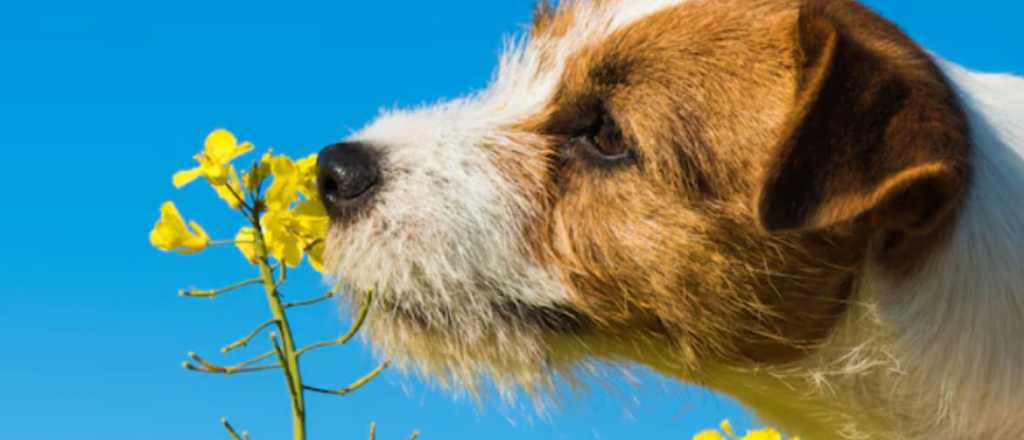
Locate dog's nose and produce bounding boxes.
[317,142,380,214]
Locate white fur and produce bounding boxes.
[868,60,1024,437]
[867,60,1024,439]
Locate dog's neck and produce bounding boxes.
[634,59,1024,440]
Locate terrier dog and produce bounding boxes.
[316,1,1024,438]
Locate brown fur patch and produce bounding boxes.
[499,0,970,367]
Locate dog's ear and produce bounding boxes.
[755,2,970,238]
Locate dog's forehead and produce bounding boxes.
[354,0,692,141]
[490,0,693,118]
[532,0,692,38]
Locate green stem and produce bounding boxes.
[181,350,276,374]
[221,417,244,440]
[208,239,241,247]
[253,228,306,440]
[221,319,277,353]
[302,362,390,397]
[294,291,372,358]
[283,290,336,309]
[179,278,262,298]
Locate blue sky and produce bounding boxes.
[0,1,1019,439]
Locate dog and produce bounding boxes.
[315,1,1024,438]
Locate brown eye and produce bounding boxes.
[571,111,633,165]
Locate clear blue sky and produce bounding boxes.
[0,1,1019,439]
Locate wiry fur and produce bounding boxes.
[325,108,569,393]
[323,0,1024,438]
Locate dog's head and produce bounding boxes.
[317,0,970,392]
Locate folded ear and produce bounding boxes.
[756,1,971,238]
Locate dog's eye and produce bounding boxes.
[570,111,633,165]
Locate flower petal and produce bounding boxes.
[150,201,188,250]
[278,239,303,268]
[740,430,783,440]
[693,431,727,440]
[149,201,208,254]
[229,141,255,161]
[149,224,180,251]
[296,154,320,198]
[265,155,300,210]
[235,227,258,263]
[211,165,245,209]
[292,199,328,241]
[204,129,240,162]
[178,221,211,254]
[721,420,735,436]
[307,241,326,272]
[172,167,204,188]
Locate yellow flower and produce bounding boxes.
[235,214,303,268]
[165,140,329,269]
[257,154,328,268]
[242,151,273,192]
[262,209,304,268]
[233,195,327,269]
[235,214,320,269]
[307,240,326,273]
[721,420,736,437]
[693,422,792,440]
[740,429,783,440]
[694,430,727,440]
[235,227,258,263]
[173,129,254,187]
[295,153,319,199]
[265,155,302,210]
[291,199,328,240]
[277,199,327,271]
[172,129,252,209]
[149,202,210,255]
[212,165,246,209]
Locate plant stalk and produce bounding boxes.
[253,228,306,440]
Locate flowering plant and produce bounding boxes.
[150,129,400,440]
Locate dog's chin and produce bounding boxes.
[347,288,591,394]
[323,191,590,393]
[375,296,589,335]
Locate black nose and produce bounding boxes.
[317,142,381,214]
